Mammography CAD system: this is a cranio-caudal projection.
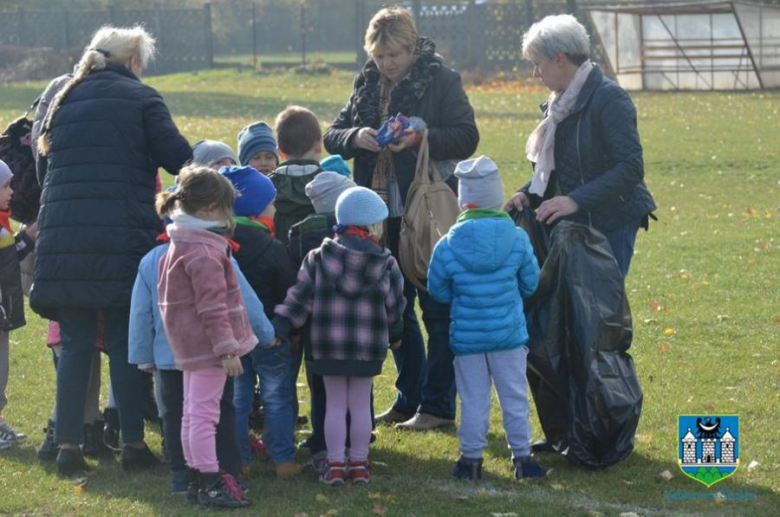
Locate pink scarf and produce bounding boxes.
[526,61,595,196]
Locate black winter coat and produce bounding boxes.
[31,64,192,320]
[324,39,479,204]
[521,66,656,234]
[231,223,298,320]
[0,228,34,330]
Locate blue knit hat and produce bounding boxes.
[335,187,388,226]
[320,155,351,178]
[219,165,276,217]
[237,121,278,167]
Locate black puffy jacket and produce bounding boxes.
[231,222,298,320]
[324,39,478,204]
[521,66,656,233]
[30,64,191,320]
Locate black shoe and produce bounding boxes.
[513,455,548,479]
[57,447,91,477]
[102,408,120,450]
[121,444,160,470]
[452,456,483,481]
[531,438,555,453]
[82,421,114,458]
[38,419,59,462]
[198,471,251,508]
[186,468,200,504]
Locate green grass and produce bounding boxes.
[215,51,358,67]
[0,68,778,516]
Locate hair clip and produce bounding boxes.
[89,47,111,58]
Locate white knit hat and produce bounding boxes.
[455,155,504,211]
[305,171,356,214]
[0,160,13,188]
[192,140,237,168]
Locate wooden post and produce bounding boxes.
[301,2,307,65]
[252,2,258,70]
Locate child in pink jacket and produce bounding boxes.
[156,166,265,509]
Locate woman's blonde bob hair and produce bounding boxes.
[364,7,419,56]
[38,25,157,155]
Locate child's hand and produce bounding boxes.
[222,355,243,377]
[390,340,402,350]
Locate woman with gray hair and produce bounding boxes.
[505,14,655,277]
[32,25,192,476]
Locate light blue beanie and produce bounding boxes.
[320,154,351,177]
[237,121,278,166]
[335,186,388,227]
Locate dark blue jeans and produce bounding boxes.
[56,308,145,445]
[387,218,456,420]
[603,223,640,278]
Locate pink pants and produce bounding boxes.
[323,376,373,462]
[182,367,226,473]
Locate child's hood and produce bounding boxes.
[447,211,516,273]
[318,237,392,298]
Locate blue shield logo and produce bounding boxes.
[678,415,739,487]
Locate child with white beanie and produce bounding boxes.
[427,155,547,481]
[273,187,405,486]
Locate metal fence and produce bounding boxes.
[0,4,213,75]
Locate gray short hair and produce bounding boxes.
[522,14,590,65]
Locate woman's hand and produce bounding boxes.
[388,128,422,153]
[504,192,531,212]
[536,196,579,224]
[353,127,380,153]
[390,340,402,351]
[222,355,243,377]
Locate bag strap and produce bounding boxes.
[414,128,431,185]
[23,96,41,119]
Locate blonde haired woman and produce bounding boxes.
[325,7,479,433]
[31,26,192,476]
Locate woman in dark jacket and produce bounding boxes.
[505,14,655,277]
[32,26,192,475]
[325,7,479,431]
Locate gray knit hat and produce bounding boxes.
[305,172,356,214]
[335,186,388,226]
[455,155,504,211]
[0,159,13,188]
[192,140,238,168]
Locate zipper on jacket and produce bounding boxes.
[576,116,593,228]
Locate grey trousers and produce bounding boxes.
[0,332,8,413]
[454,346,532,459]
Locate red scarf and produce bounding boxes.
[343,225,379,245]
[0,210,13,235]
[251,216,276,238]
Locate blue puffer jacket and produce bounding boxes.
[521,65,656,234]
[428,210,540,356]
[128,241,275,370]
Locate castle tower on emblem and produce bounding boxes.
[721,428,735,463]
[682,428,697,463]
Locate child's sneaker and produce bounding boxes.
[170,469,189,496]
[0,419,27,444]
[198,471,251,508]
[348,460,371,485]
[452,456,483,481]
[309,450,327,472]
[319,460,347,486]
[248,434,266,455]
[0,436,11,451]
[38,419,59,461]
[513,456,548,480]
[186,469,199,504]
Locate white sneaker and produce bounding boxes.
[0,420,27,444]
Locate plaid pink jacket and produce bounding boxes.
[275,237,405,365]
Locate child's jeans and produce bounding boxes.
[323,376,373,462]
[233,342,294,465]
[454,347,532,460]
[182,366,227,473]
[160,369,241,476]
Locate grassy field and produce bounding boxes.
[215,52,358,68]
[0,68,778,516]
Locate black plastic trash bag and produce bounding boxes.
[520,218,643,469]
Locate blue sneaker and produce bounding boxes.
[452,456,483,481]
[513,456,548,479]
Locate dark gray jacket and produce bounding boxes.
[521,66,656,233]
[324,39,479,204]
[31,63,191,319]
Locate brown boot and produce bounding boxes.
[395,413,455,431]
[375,408,414,425]
[275,461,302,480]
